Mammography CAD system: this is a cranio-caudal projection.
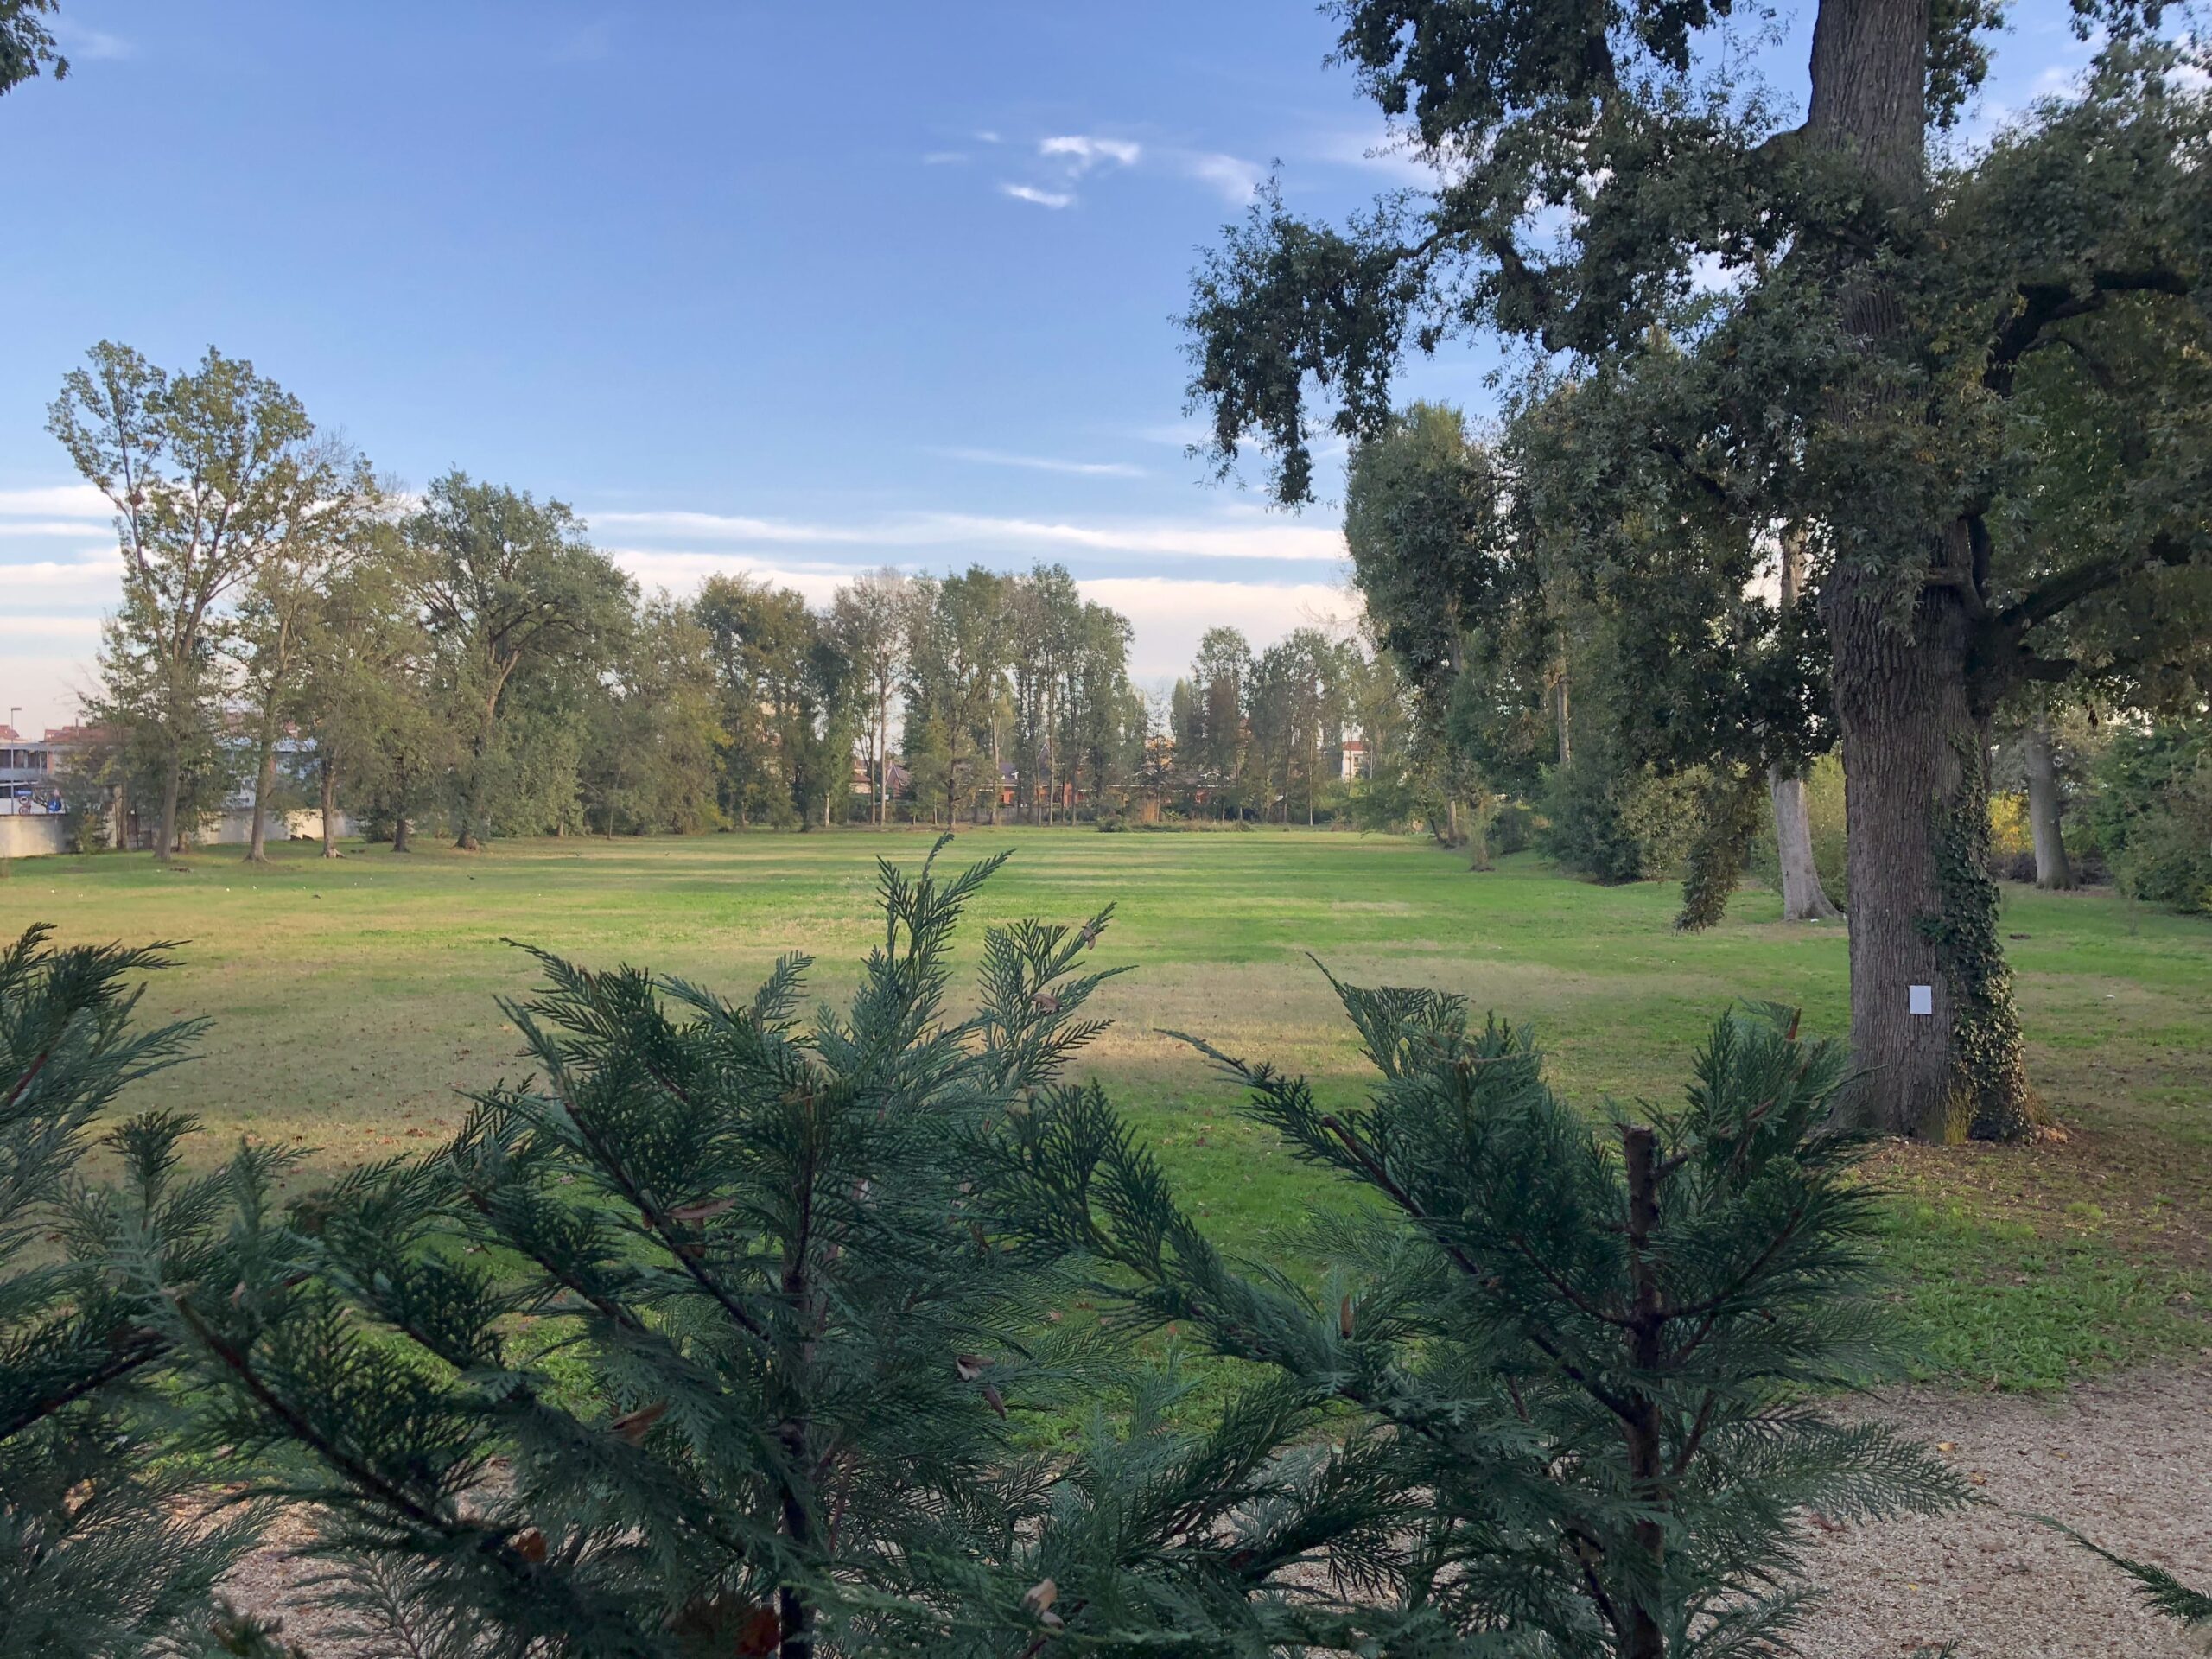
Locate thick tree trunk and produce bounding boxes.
[2022,722,2074,890]
[320,761,340,858]
[392,811,412,853]
[1769,766,1843,920]
[1806,0,2031,1141]
[1823,557,2032,1141]
[245,729,276,863]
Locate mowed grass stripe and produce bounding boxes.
[3,827,2205,1387]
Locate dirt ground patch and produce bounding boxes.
[220,1368,2212,1656]
[1796,1366,2212,1657]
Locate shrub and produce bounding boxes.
[1491,798,1538,855]
[1543,755,1706,883]
[2089,721,2212,913]
[1988,791,2032,874]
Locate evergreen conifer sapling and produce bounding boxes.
[987,972,1969,1656]
[0,925,296,1657]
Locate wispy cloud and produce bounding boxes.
[921,149,970,165]
[1080,576,1357,680]
[0,549,124,595]
[1179,150,1265,205]
[927,447,1144,478]
[550,17,616,63]
[52,21,131,60]
[0,485,115,520]
[590,503,1345,565]
[1040,134,1142,173]
[1000,182,1074,209]
[3,615,103,639]
[1308,122,1442,184]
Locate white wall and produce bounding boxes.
[0,816,71,858]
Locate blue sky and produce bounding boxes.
[3,1,2103,732]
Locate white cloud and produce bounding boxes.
[590,509,874,545]
[0,520,124,538]
[1087,577,1359,679]
[974,130,1002,144]
[1039,135,1141,173]
[3,616,103,639]
[1180,150,1265,206]
[921,149,969,165]
[591,503,1345,565]
[550,18,615,63]
[52,21,131,60]
[913,510,1342,564]
[1133,421,1211,448]
[0,547,125,596]
[607,550,849,607]
[603,556,1354,680]
[927,447,1144,478]
[1001,182,1074,209]
[0,485,115,521]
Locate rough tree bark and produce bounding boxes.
[1808,0,2034,1140]
[2022,721,2075,890]
[1823,548,2032,1141]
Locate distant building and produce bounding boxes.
[0,717,352,854]
[0,725,70,818]
[1339,738,1370,780]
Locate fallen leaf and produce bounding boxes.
[610,1401,669,1444]
[670,1196,737,1223]
[737,1605,782,1655]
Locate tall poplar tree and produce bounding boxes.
[49,344,329,862]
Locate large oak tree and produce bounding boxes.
[1184,4,2208,1139]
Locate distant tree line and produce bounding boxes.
[41,343,1260,855]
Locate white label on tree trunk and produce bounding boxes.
[1908,984,1934,1015]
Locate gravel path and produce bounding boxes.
[1794,1366,2212,1657]
[221,1368,2212,1656]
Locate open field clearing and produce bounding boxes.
[3,827,2207,1389]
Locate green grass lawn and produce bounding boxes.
[3,826,2206,1389]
